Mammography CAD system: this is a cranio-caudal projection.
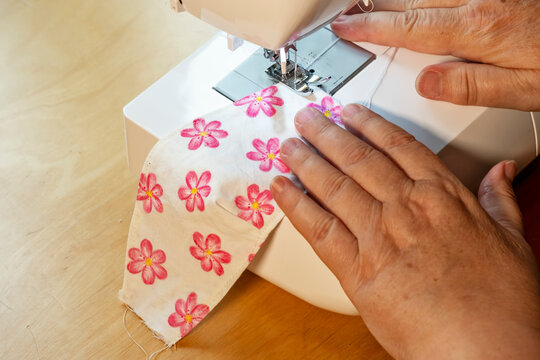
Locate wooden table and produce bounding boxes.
[1,1,538,359]
[0,1,389,358]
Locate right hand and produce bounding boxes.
[332,0,540,111]
[271,105,540,359]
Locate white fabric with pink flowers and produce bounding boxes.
[119,84,343,346]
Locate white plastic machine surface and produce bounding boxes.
[178,0,356,50]
[124,32,539,315]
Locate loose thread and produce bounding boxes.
[26,324,42,359]
[148,345,169,360]
[123,307,169,360]
[361,47,398,109]
[304,37,341,70]
[530,112,538,157]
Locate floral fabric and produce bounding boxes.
[119,84,341,346]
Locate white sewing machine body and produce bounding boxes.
[178,0,355,50]
[124,5,539,315]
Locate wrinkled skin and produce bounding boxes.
[271,105,540,359]
[332,0,540,110]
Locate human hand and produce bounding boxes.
[270,105,540,359]
[331,0,540,111]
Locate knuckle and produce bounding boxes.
[411,178,463,207]
[311,216,339,245]
[407,0,424,11]
[343,141,375,167]
[400,10,421,34]
[464,69,478,105]
[461,2,497,31]
[454,66,478,105]
[460,3,482,25]
[381,129,416,153]
[432,177,463,197]
[321,173,351,203]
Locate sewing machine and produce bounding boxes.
[124,0,539,315]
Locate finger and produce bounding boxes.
[478,161,524,237]
[416,62,540,111]
[331,8,461,55]
[294,108,412,202]
[373,0,469,12]
[340,104,451,180]
[279,136,380,234]
[270,176,360,280]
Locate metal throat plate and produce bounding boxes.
[213,26,375,101]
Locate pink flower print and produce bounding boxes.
[189,232,232,276]
[234,85,284,118]
[180,118,228,150]
[248,243,263,262]
[127,239,167,285]
[168,292,210,338]
[235,184,275,229]
[137,173,164,213]
[178,171,211,212]
[307,96,343,125]
[246,138,289,173]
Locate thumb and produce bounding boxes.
[415,62,540,111]
[478,160,524,236]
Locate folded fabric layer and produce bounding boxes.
[119,84,343,345]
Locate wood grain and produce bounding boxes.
[0,0,390,358]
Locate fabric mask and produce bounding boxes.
[119,84,343,346]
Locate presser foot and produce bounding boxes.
[265,60,330,96]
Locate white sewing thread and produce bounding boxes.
[123,307,169,360]
[360,47,398,109]
[530,112,539,157]
[26,325,41,358]
[148,345,169,360]
[304,37,341,70]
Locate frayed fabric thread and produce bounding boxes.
[123,307,170,360]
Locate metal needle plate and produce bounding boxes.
[213,26,375,101]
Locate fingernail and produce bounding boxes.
[280,138,298,156]
[504,160,517,181]
[271,176,286,193]
[341,104,362,120]
[417,70,442,99]
[295,107,319,128]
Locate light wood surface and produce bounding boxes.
[0,0,390,359]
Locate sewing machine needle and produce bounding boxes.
[280,48,287,80]
[294,47,298,88]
